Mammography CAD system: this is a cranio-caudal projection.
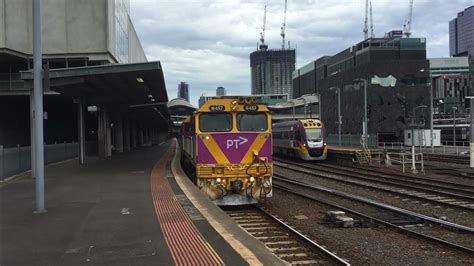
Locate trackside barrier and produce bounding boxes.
[0,142,79,180]
[386,152,424,174]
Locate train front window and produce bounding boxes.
[305,128,322,141]
[199,113,232,132]
[237,113,268,131]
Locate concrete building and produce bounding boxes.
[0,0,169,161]
[268,94,320,121]
[294,37,430,142]
[250,49,295,98]
[429,57,470,114]
[216,86,226,96]
[449,6,474,56]
[177,82,189,102]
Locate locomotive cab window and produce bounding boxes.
[199,113,232,132]
[305,128,322,141]
[237,113,268,131]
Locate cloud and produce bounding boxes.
[130,0,473,106]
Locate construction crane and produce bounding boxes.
[280,0,288,50]
[370,0,374,38]
[363,0,369,39]
[403,0,414,37]
[259,5,268,50]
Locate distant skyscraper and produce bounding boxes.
[177,82,189,102]
[449,6,474,56]
[216,86,226,96]
[250,49,296,98]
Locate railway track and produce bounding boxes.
[424,154,470,165]
[272,174,474,254]
[274,159,474,211]
[223,206,350,265]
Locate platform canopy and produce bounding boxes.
[21,61,170,127]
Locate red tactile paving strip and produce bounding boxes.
[150,143,224,265]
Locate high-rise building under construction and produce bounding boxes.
[250,48,296,98]
[250,1,295,98]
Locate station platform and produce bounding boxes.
[0,139,284,265]
[327,145,364,163]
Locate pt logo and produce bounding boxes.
[226,136,248,149]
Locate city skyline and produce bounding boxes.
[130,0,472,106]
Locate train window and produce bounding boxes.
[237,113,268,131]
[305,128,322,141]
[199,113,232,132]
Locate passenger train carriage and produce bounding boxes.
[273,119,327,161]
[180,97,273,205]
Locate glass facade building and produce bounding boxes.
[115,0,130,63]
[216,86,226,96]
[449,6,474,56]
[178,82,189,102]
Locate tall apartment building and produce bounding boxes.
[216,86,226,96]
[250,49,295,98]
[449,6,474,56]
[292,37,430,142]
[177,82,189,102]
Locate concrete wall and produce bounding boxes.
[128,17,147,63]
[1,0,146,63]
[3,0,32,54]
[0,0,5,48]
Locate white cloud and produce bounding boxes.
[130,0,473,106]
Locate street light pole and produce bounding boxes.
[453,106,457,146]
[330,87,342,146]
[467,97,474,168]
[33,0,46,213]
[337,89,342,146]
[428,71,434,152]
[353,79,368,144]
[420,68,434,152]
[411,105,427,174]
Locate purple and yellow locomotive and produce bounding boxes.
[180,97,273,205]
[273,119,328,161]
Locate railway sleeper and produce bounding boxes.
[288,259,329,265]
[277,253,312,258]
[269,246,307,252]
[244,226,280,231]
[255,235,289,240]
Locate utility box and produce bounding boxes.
[404,129,441,146]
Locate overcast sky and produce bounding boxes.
[130,0,473,107]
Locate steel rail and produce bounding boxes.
[274,161,474,210]
[276,159,474,194]
[272,175,474,233]
[272,178,474,255]
[256,206,351,266]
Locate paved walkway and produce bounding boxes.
[0,140,246,265]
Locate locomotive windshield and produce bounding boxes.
[199,113,232,132]
[305,128,322,141]
[237,113,268,131]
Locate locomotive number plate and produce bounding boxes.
[244,105,259,111]
[209,105,225,111]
